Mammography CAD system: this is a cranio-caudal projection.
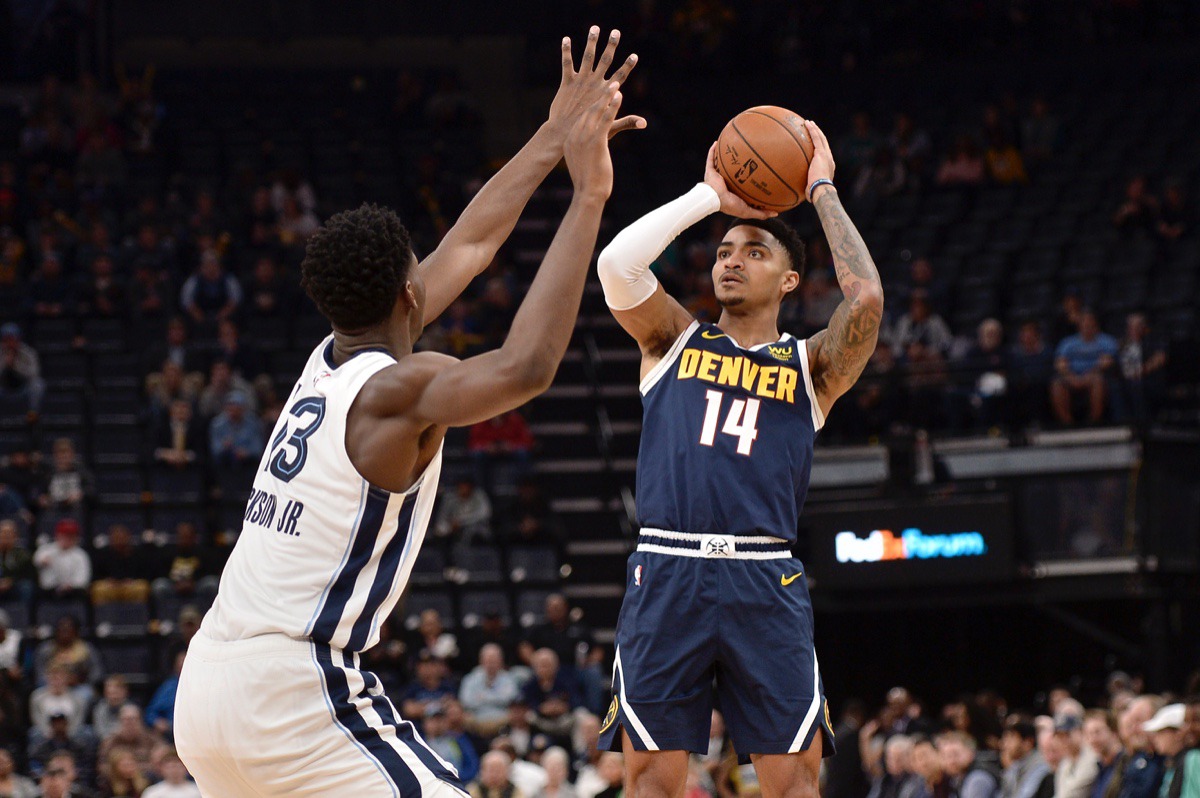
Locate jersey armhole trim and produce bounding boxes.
[639,320,700,396]
[797,339,826,431]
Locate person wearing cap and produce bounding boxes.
[0,320,44,412]
[27,709,96,786]
[1001,715,1053,798]
[1144,704,1198,798]
[33,517,92,597]
[400,649,456,721]
[424,702,481,784]
[207,388,264,468]
[1085,710,1126,798]
[1055,713,1100,798]
[1112,696,1167,798]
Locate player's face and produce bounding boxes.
[712,226,798,311]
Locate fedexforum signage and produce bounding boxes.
[834,528,988,564]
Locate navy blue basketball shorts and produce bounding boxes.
[598,530,836,760]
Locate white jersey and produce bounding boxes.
[202,335,442,653]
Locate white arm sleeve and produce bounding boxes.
[596,182,721,311]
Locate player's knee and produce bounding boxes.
[626,758,687,798]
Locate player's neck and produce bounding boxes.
[330,326,412,365]
[716,308,781,349]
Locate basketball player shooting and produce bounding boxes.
[173,28,642,796]
[594,121,883,798]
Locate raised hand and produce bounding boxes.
[548,26,645,143]
[803,119,836,198]
[564,83,624,201]
[703,142,777,219]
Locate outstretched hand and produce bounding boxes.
[803,119,836,198]
[548,26,646,143]
[703,143,777,219]
[563,82,624,201]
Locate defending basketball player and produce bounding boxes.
[594,121,883,798]
[173,28,641,796]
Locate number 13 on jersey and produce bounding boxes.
[699,389,760,455]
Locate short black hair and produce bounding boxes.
[301,203,413,332]
[724,217,807,283]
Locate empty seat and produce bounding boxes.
[508,546,560,585]
[0,599,30,631]
[40,352,89,390]
[91,425,144,467]
[515,590,554,628]
[93,601,150,637]
[95,467,145,503]
[96,640,153,685]
[400,591,455,629]
[460,590,510,627]
[35,597,89,630]
[149,466,206,503]
[453,546,503,584]
[409,547,447,587]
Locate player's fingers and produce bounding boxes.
[601,91,624,125]
[806,120,830,152]
[561,37,574,78]
[609,53,638,84]
[596,29,620,74]
[607,115,647,139]
[580,25,600,73]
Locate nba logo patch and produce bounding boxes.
[634,565,643,586]
[313,370,331,387]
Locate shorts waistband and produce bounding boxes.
[636,529,792,560]
[188,630,329,663]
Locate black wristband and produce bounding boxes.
[807,178,835,202]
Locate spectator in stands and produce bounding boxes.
[160,606,202,677]
[0,748,36,798]
[854,147,908,200]
[141,748,200,798]
[34,751,89,798]
[400,650,456,721]
[586,752,623,798]
[951,318,1008,431]
[75,253,125,319]
[100,746,150,798]
[0,479,28,526]
[0,519,35,604]
[0,609,21,683]
[144,652,183,735]
[535,746,576,798]
[1186,697,1200,750]
[276,196,320,246]
[27,711,95,784]
[29,666,86,736]
[269,168,317,215]
[522,649,578,743]
[797,269,843,336]
[893,289,953,357]
[936,731,1000,798]
[1051,290,1086,344]
[498,698,535,759]
[1021,98,1060,165]
[461,607,521,670]
[1084,710,1124,798]
[468,411,535,493]
[1115,696,1166,798]
[433,477,493,545]
[40,438,94,518]
[841,112,882,179]
[34,518,92,597]
[34,615,103,692]
[425,703,480,784]
[26,251,75,319]
[359,616,409,694]
[905,257,950,317]
[888,113,933,181]
[146,318,201,376]
[151,398,206,469]
[985,132,1028,185]
[0,322,44,412]
[212,319,262,379]
[1051,310,1119,426]
[196,360,254,419]
[152,523,219,612]
[253,374,284,427]
[1053,714,1098,798]
[1113,177,1159,235]
[243,187,278,252]
[207,391,263,469]
[461,643,521,737]
[502,478,561,547]
[91,674,134,741]
[123,222,175,279]
[407,608,460,666]
[1156,182,1190,241]
[1000,716,1051,798]
[99,704,159,779]
[244,255,289,318]
[180,250,241,329]
[1116,313,1167,425]
[520,595,593,676]
[1007,321,1055,429]
[90,523,152,605]
[1144,705,1190,798]
[868,735,923,798]
[936,137,987,187]
[912,735,948,798]
[471,750,522,798]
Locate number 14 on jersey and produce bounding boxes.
[699,389,760,455]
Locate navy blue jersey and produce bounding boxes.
[635,321,824,542]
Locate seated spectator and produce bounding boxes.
[144,652,184,736]
[1051,291,1085,345]
[26,251,75,319]
[892,290,953,357]
[1000,716,1051,798]
[854,147,908,199]
[1116,313,1167,425]
[425,703,480,784]
[949,318,1008,431]
[152,524,219,612]
[180,250,241,329]
[535,746,576,798]
[492,737,548,798]
[461,643,521,737]
[936,731,1000,798]
[1156,182,1190,241]
[207,391,263,469]
[936,137,986,187]
[406,608,461,667]
[35,750,89,798]
[1021,98,1061,164]
[1083,710,1124,798]
[497,699,535,759]
[502,479,562,547]
[400,650,457,721]
[468,411,535,492]
[270,168,317,214]
[0,610,21,683]
[585,752,623,798]
[0,519,35,604]
[276,195,320,246]
[141,748,200,798]
[39,438,94,518]
[244,255,290,317]
[1051,310,1119,426]
[985,133,1028,184]
[146,317,204,375]
[1008,322,1055,429]
[75,253,126,319]
[461,608,521,671]
[211,318,263,379]
[522,649,579,743]
[868,735,924,798]
[889,113,934,179]
[92,674,135,741]
[34,518,92,598]
[160,606,203,677]
[34,615,104,692]
[1053,715,1098,798]
[122,222,176,280]
[197,360,255,419]
[904,257,951,317]
[520,595,593,675]
[1112,177,1159,235]
[151,398,206,469]
[912,736,947,798]
[471,750,524,798]
[28,711,97,785]
[29,666,86,737]
[0,748,36,798]
[434,477,493,544]
[0,322,45,412]
[99,704,160,779]
[100,746,150,798]
[90,523,153,605]
[841,112,882,179]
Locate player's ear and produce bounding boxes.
[401,280,419,311]
[781,269,800,296]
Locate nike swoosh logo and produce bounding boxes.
[781,572,802,586]
[701,331,727,340]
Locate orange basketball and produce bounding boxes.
[715,106,815,212]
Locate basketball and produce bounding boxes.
[715,106,815,212]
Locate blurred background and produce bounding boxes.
[0,0,1198,795]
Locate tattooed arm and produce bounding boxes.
[801,120,885,419]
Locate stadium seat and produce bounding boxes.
[459,590,511,628]
[508,546,560,585]
[453,546,503,585]
[96,640,154,686]
[515,590,554,628]
[95,467,145,504]
[409,546,447,587]
[93,601,150,637]
[149,466,206,504]
[401,591,455,629]
[35,597,89,631]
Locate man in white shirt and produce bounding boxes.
[32,518,91,595]
[1053,714,1099,798]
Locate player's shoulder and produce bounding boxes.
[355,351,461,415]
